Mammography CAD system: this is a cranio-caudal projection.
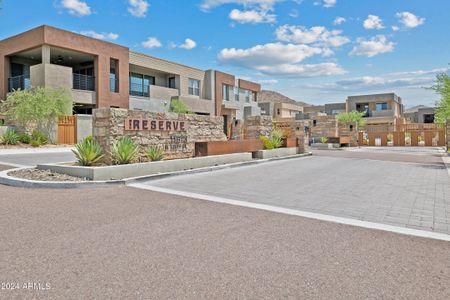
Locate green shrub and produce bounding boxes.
[1,129,19,145]
[72,136,104,166]
[146,146,164,162]
[260,136,274,150]
[30,140,41,147]
[169,99,191,114]
[270,128,284,149]
[18,133,31,144]
[31,130,48,145]
[111,137,139,165]
[320,136,329,144]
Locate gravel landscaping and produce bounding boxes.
[8,168,88,182]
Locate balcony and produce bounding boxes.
[7,75,30,92]
[73,73,95,91]
[130,84,179,100]
[371,110,395,118]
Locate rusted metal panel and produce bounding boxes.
[195,139,264,157]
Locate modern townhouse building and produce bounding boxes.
[0,25,261,139]
[346,93,404,125]
[404,105,436,123]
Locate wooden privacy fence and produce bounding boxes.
[359,123,445,147]
[58,116,77,145]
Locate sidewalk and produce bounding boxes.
[0,147,74,155]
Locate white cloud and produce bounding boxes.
[275,25,350,47]
[258,79,279,85]
[179,38,197,50]
[323,0,336,8]
[128,0,149,18]
[141,37,162,48]
[258,62,346,77]
[218,42,345,77]
[61,0,91,16]
[392,25,399,32]
[396,11,425,29]
[349,35,394,57]
[80,31,118,41]
[288,9,299,18]
[229,8,276,23]
[363,15,384,30]
[333,16,346,25]
[200,0,283,11]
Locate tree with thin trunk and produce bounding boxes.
[0,87,73,143]
[430,72,450,125]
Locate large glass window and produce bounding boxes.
[234,87,239,101]
[245,90,250,102]
[169,77,176,89]
[376,102,388,111]
[130,73,155,97]
[188,79,200,96]
[110,59,118,93]
[222,84,230,101]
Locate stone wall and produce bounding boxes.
[93,108,226,163]
[244,116,273,139]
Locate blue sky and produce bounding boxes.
[1,0,449,107]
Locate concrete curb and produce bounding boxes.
[0,168,125,189]
[0,147,74,155]
[0,153,313,189]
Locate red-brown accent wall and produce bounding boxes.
[0,25,130,108]
[214,71,235,116]
[238,79,261,93]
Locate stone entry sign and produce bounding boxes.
[93,108,226,163]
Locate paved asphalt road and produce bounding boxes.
[136,149,450,234]
[0,151,75,167]
[0,184,449,299]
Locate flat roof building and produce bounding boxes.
[0,25,261,130]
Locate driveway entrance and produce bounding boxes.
[131,149,450,235]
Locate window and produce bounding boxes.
[222,84,230,101]
[234,87,239,101]
[245,90,250,102]
[313,120,317,127]
[129,73,155,97]
[376,102,388,111]
[168,77,176,89]
[188,79,200,96]
[109,59,119,93]
[277,109,281,115]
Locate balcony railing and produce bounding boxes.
[130,83,150,97]
[73,73,95,91]
[8,75,30,92]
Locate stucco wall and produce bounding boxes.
[93,108,226,164]
[76,114,93,143]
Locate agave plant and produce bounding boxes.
[72,136,104,166]
[111,137,139,165]
[270,128,284,149]
[1,129,19,145]
[146,146,164,162]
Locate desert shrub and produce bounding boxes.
[31,129,48,146]
[169,99,191,114]
[1,129,19,145]
[260,136,274,150]
[320,136,329,144]
[18,133,31,144]
[111,137,139,165]
[30,140,41,147]
[260,128,284,150]
[73,136,104,166]
[271,128,284,148]
[146,146,164,162]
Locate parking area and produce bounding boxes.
[132,148,450,234]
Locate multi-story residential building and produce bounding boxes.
[346,93,404,125]
[404,105,436,123]
[258,90,306,119]
[0,25,261,137]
